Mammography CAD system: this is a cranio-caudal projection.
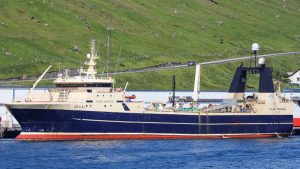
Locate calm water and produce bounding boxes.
[1,137,300,169]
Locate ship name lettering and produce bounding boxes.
[269,108,286,111]
[74,105,84,108]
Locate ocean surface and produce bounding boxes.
[1,89,300,169]
[1,136,300,169]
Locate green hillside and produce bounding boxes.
[0,0,299,90]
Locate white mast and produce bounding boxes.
[193,63,201,102]
[82,39,99,78]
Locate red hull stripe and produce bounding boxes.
[16,133,288,140]
[294,118,300,127]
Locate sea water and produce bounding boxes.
[0,137,300,169]
[1,89,300,169]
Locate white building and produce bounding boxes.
[287,69,300,86]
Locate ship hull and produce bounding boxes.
[7,107,293,140]
[0,129,21,139]
[293,118,300,135]
[291,100,300,134]
[16,132,289,140]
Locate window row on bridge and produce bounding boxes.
[55,83,112,88]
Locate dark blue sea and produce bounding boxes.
[1,137,300,169]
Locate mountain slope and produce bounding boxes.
[0,0,299,90]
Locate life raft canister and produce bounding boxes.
[116,88,123,92]
[125,95,136,99]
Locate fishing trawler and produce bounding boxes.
[292,100,300,134]
[0,117,21,139]
[282,92,300,135]
[5,40,294,140]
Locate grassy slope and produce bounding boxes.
[0,0,299,90]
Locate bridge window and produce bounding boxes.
[86,83,112,87]
[56,83,112,88]
[56,84,85,87]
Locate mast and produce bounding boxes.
[172,75,176,107]
[106,27,113,77]
[193,64,201,102]
[81,39,99,78]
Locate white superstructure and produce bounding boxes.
[23,39,144,113]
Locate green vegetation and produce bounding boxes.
[0,0,299,90]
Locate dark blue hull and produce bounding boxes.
[8,108,293,139]
[0,128,21,139]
